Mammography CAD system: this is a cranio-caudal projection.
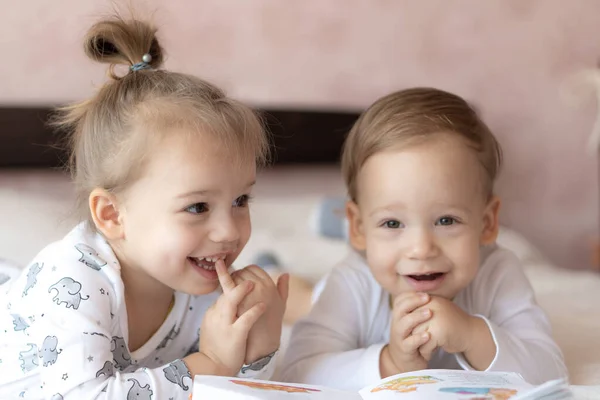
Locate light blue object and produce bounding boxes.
[253,252,281,275]
[310,196,348,241]
[254,252,279,268]
[130,54,153,72]
[252,196,348,280]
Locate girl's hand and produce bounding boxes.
[231,265,289,364]
[194,260,266,376]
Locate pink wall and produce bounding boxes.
[1,0,599,269]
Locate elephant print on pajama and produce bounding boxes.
[163,359,192,390]
[156,325,180,350]
[48,277,89,310]
[19,343,39,373]
[22,262,43,297]
[11,314,29,331]
[39,336,62,367]
[127,378,153,400]
[111,336,132,370]
[75,244,107,271]
[96,360,115,378]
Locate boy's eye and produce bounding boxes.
[383,220,402,229]
[233,194,251,208]
[186,203,208,214]
[436,216,456,226]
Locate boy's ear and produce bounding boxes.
[346,200,367,251]
[89,188,125,240]
[481,196,501,245]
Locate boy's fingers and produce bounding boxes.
[419,337,438,361]
[397,309,431,338]
[216,259,236,293]
[393,292,430,316]
[401,332,430,353]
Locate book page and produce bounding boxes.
[191,375,362,400]
[358,370,536,400]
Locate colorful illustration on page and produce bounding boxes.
[230,380,322,394]
[370,375,441,393]
[439,387,518,400]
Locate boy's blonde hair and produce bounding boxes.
[341,87,502,202]
[52,16,269,223]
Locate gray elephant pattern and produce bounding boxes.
[22,262,43,297]
[11,314,29,331]
[39,335,62,367]
[127,378,153,400]
[75,244,107,271]
[163,359,192,391]
[96,360,115,378]
[48,277,89,310]
[111,336,132,370]
[240,352,275,374]
[156,324,180,350]
[19,343,39,373]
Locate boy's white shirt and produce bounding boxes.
[280,245,568,391]
[0,223,274,400]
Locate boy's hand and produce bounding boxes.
[412,296,478,359]
[196,260,266,376]
[381,291,433,377]
[413,295,496,369]
[231,265,289,364]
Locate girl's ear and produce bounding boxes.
[89,188,125,240]
[481,196,501,245]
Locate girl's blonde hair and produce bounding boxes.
[341,87,502,202]
[52,16,269,223]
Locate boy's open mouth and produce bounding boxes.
[404,272,446,291]
[407,272,444,281]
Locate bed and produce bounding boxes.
[1,169,599,398]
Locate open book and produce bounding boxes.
[191,369,572,400]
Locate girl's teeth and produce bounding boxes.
[193,255,225,263]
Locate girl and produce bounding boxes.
[0,15,288,400]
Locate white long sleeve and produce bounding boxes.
[453,248,568,384]
[0,224,222,399]
[280,246,567,390]
[279,252,390,391]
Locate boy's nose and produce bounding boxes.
[406,228,439,260]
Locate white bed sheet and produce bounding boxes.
[1,172,599,394]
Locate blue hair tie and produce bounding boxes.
[130,53,152,72]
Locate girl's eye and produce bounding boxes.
[185,203,208,214]
[233,194,252,208]
[436,216,456,226]
[383,220,402,229]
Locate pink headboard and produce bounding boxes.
[0,0,597,269]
